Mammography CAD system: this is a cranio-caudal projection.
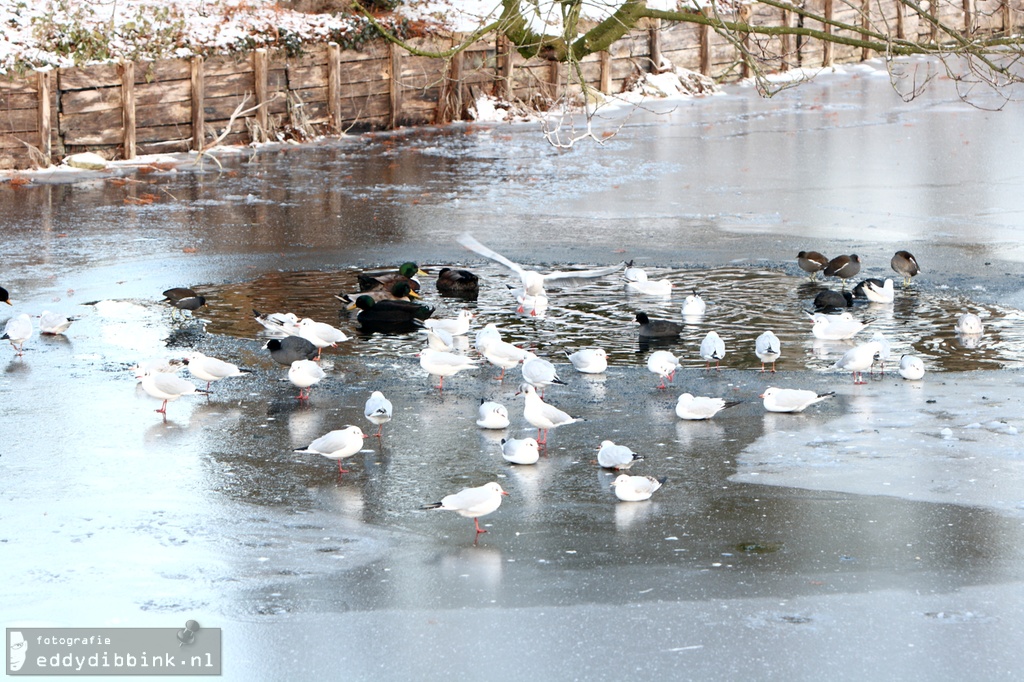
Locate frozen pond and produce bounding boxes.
[3,59,1024,679]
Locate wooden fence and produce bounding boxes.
[1,1,1021,170]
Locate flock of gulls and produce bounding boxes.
[0,238,989,538]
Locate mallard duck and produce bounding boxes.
[436,267,480,297]
[357,262,427,293]
[354,295,433,325]
[336,281,419,308]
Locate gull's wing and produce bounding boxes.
[457,233,526,277]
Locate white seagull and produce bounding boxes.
[423,327,455,352]
[294,425,368,474]
[424,309,474,336]
[483,338,530,381]
[521,352,566,395]
[755,330,781,373]
[475,323,503,354]
[700,330,726,370]
[870,331,891,375]
[863,278,895,304]
[184,351,251,390]
[597,440,643,470]
[139,370,208,415]
[476,400,511,429]
[646,350,681,389]
[681,292,706,318]
[421,481,509,535]
[515,291,549,317]
[298,317,349,357]
[501,437,540,465]
[832,340,884,385]
[38,311,76,335]
[457,232,624,298]
[809,312,866,340]
[955,312,984,335]
[565,347,608,374]
[289,359,326,400]
[623,261,647,282]
[760,387,834,413]
[675,393,741,421]
[364,390,393,437]
[253,310,300,337]
[418,348,479,391]
[626,277,672,297]
[610,474,666,502]
[518,384,582,445]
[131,357,185,381]
[898,354,925,380]
[2,313,33,355]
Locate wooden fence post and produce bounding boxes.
[739,5,752,79]
[823,0,834,67]
[121,61,136,159]
[327,42,342,133]
[191,56,205,151]
[497,35,514,99]
[861,0,871,61]
[599,51,611,93]
[649,19,662,71]
[781,9,793,70]
[253,48,269,137]
[699,9,711,76]
[37,70,52,165]
[963,0,975,36]
[388,41,401,129]
[896,0,905,38]
[438,50,463,123]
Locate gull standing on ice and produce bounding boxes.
[898,354,925,380]
[184,351,252,390]
[755,330,781,373]
[294,425,368,474]
[646,350,680,389]
[565,347,608,374]
[610,474,666,502]
[833,340,884,385]
[477,400,510,429]
[675,393,741,421]
[38,311,76,335]
[597,440,643,470]
[2,313,33,355]
[869,331,891,375]
[421,481,509,535]
[298,317,349,357]
[289,359,326,400]
[700,330,726,370]
[364,390,393,437]
[501,437,540,465]
[139,371,208,415]
[521,352,566,395]
[518,384,582,445]
[483,338,530,381]
[418,348,478,391]
[475,323,503,355]
[760,387,834,413]
[423,327,455,352]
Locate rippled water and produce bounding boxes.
[196,263,1024,373]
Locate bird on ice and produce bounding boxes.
[423,327,455,352]
[294,425,367,474]
[289,359,326,400]
[823,254,861,286]
[863,278,895,304]
[252,310,300,337]
[457,232,624,299]
[675,393,741,421]
[184,351,251,390]
[418,348,478,391]
[869,331,891,375]
[760,387,834,413]
[501,437,540,465]
[521,352,566,395]
[518,384,582,445]
[832,340,885,385]
[597,440,643,470]
[421,481,509,535]
[700,330,726,370]
[139,370,208,416]
[162,287,206,317]
[2,313,33,355]
[565,347,608,374]
[797,250,829,280]
[891,250,921,286]
[264,336,319,366]
[475,323,503,355]
[476,400,510,429]
[38,311,76,335]
[646,350,680,389]
[298,317,349,357]
[424,309,474,337]
[482,338,530,381]
[610,474,666,502]
[364,391,393,437]
[898,354,925,380]
[755,330,781,373]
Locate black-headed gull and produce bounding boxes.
[294,425,367,474]
[424,309,474,336]
[635,311,681,338]
[755,331,781,373]
[955,312,984,335]
[623,261,647,283]
[700,330,726,370]
[298,318,349,357]
[289,359,326,400]
[252,310,300,337]
[518,384,582,445]
[760,387,834,413]
[139,370,208,415]
[797,251,829,280]
[2,313,33,355]
[597,440,642,470]
[863,278,895,304]
[610,474,666,502]
[423,327,455,352]
[870,331,891,374]
[131,357,185,380]
[435,267,480,297]
[681,291,706,318]
[832,340,884,384]
[514,290,549,317]
[626,276,672,296]
[852,278,884,300]
[364,390,393,437]
[418,347,478,391]
[891,250,921,286]
[823,254,861,286]
[264,336,318,366]
[358,262,426,293]
[477,400,510,429]
[565,347,607,374]
[501,437,540,465]
[521,352,565,395]
[675,393,740,420]
[646,350,680,389]
[421,481,509,535]
[809,312,866,340]
[898,354,925,380]
[184,351,251,390]
[38,311,76,335]
[475,323,502,354]
[457,232,624,298]
[483,338,530,381]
